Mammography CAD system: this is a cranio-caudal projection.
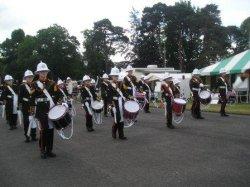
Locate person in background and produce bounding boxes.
[19,70,37,142]
[101,73,110,117]
[1,75,18,130]
[217,68,230,117]
[189,69,204,119]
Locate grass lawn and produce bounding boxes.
[154,102,250,115]
[186,103,250,115]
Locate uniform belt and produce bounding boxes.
[127,87,132,90]
[192,88,200,91]
[36,98,49,102]
[23,98,29,102]
[219,86,226,88]
[113,97,118,100]
[7,95,12,98]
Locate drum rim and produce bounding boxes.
[48,105,69,121]
[124,100,140,113]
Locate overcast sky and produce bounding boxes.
[0,0,249,60]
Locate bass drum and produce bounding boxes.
[199,90,211,105]
[123,100,140,128]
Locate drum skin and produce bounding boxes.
[123,101,140,120]
[172,98,186,116]
[91,100,104,113]
[199,90,211,105]
[48,105,71,130]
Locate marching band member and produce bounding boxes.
[80,75,97,132]
[0,75,18,130]
[217,68,230,117]
[122,65,137,99]
[30,61,63,159]
[19,70,37,142]
[57,79,68,101]
[101,73,110,117]
[189,69,204,119]
[108,67,127,140]
[138,75,151,113]
[161,73,175,129]
[66,77,73,97]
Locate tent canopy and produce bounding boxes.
[200,49,250,76]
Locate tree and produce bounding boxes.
[36,24,84,79]
[240,16,250,50]
[83,19,129,76]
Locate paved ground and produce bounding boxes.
[0,104,250,186]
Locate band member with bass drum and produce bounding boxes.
[108,67,127,140]
[189,69,204,119]
[138,75,151,113]
[122,65,137,99]
[0,75,18,130]
[161,73,176,129]
[217,68,230,117]
[19,70,37,142]
[101,73,110,117]
[30,61,63,159]
[80,75,97,132]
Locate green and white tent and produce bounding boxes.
[200,49,250,76]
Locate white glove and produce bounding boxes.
[62,102,69,108]
[199,83,204,88]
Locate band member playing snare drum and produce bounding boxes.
[161,73,175,129]
[30,61,63,159]
[217,68,230,117]
[189,69,204,119]
[108,67,127,140]
[101,73,110,117]
[80,75,97,132]
[19,70,37,142]
[122,65,138,99]
[138,75,151,113]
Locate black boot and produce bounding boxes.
[40,152,47,159]
[112,124,117,139]
[167,123,175,129]
[118,122,127,140]
[47,152,56,158]
[25,136,30,143]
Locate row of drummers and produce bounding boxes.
[0,60,230,159]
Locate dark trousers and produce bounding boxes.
[220,94,227,115]
[23,113,36,139]
[6,112,17,128]
[112,122,125,138]
[144,94,150,112]
[165,98,172,125]
[191,93,201,118]
[103,98,108,116]
[38,118,54,153]
[83,105,93,130]
[111,101,125,138]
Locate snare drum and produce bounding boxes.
[91,100,104,113]
[48,105,71,130]
[172,98,186,116]
[199,90,211,105]
[123,100,140,120]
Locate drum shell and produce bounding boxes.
[172,101,186,116]
[53,112,71,130]
[123,108,138,119]
[200,96,211,105]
